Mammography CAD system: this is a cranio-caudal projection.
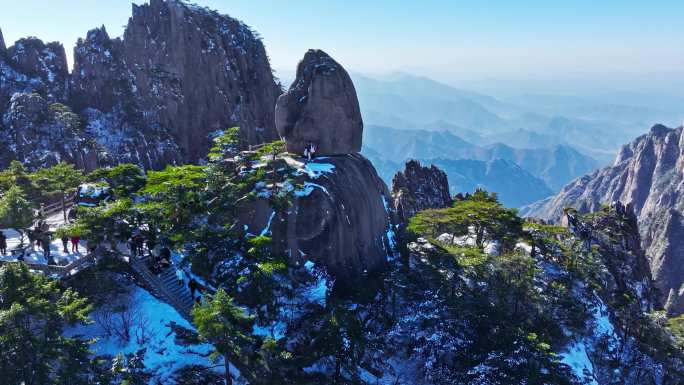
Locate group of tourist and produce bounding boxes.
[129,228,207,304]
[303,141,317,161]
[27,220,54,262]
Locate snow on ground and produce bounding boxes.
[561,340,598,385]
[65,283,217,384]
[560,298,617,384]
[515,241,533,254]
[171,250,217,293]
[283,156,335,179]
[260,211,276,236]
[298,161,335,179]
[1,228,88,265]
[294,182,329,197]
[434,229,500,255]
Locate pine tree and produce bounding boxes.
[193,289,255,385]
[0,263,93,384]
[32,162,84,222]
[0,186,36,245]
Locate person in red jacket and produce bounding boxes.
[70,236,80,253]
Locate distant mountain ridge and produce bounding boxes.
[349,72,683,164]
[363,146,553,207]
[363,124,599,192]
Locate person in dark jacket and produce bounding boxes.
[189,278,198,299]
[30,229,39,251]
[0,231,6,255]
[42,232,52,262]
[61,235,69,254]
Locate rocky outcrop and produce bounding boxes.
[567,204,659,312]
[0,28,6,53]
[1,0,281,170]
[275,49,363,155]
[1,36,66,122]
[525,124,684,314]
[237,154,394,286]
[391,160,452,224]
[0,93,98,169]
[6,37,69,103]
[71,0,281,164]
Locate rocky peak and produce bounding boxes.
[0,28,6,53]
[275,49,363,155]
[2,0,283,171]
[391,160,452,224]
[117,0,281,161]
[70,26,127,113]
[525,123,684,315]
[0,92,98,170]
[566,203,659,311]
[6,37,68,102]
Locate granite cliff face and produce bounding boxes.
[0,0,281,170]
[525,124,684,314]
[391,159,452,224]
[275,49,363,155]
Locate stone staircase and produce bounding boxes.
[129,255,195,320]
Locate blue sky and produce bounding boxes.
[2,0,684,82]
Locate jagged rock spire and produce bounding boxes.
[0,28,6,53]
[391,160,452,225]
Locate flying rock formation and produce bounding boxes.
[238,50,394,285]
[525,124,684,315]
[275,49,363,155]
[391,160,452,224]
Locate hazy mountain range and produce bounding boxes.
[362,125,597,206]
[351,73,683,164]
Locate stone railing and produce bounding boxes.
[0,252,99,278]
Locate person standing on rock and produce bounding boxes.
[304,141,316,161]
[27,229,36,251]
[0,231,6,255]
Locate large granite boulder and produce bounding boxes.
[392,160,452,224]
[237,154,395,287]
[524,124,684,315]
[1,36,67,122]
[275,49,363,155]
